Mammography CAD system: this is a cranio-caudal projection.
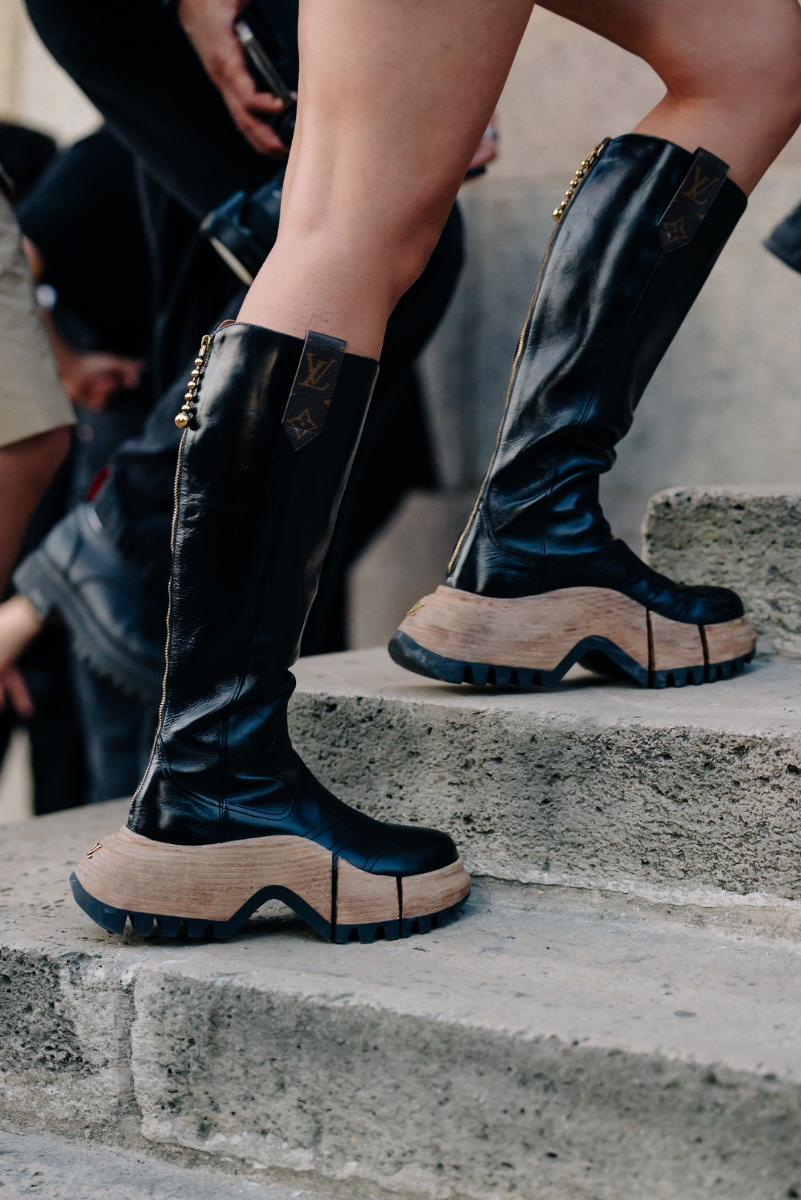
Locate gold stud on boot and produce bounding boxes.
[175,334,212,429]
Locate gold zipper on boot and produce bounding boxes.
[552,140,607,222]
[175,334,212,429]
[448,139,610,574]
[132,333,215,809]
[161,334,213,718]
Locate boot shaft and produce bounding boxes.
[165,323,377,715]
[130,323,378,838]
[449,134,746,596]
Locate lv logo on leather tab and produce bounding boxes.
[658,148,729,253]
[282,330,347,450]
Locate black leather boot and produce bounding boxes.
[72,323,469,943]
[391,134,755,690]
[13,504,165,703]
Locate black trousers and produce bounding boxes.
[26,0,277,219]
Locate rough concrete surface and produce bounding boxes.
[290,649,801,904]
[645,486,801,656]
[0,1125,321,1199]
[3,795,801,1198]
[131,897,801,1200]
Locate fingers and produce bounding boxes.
[468,133,499,173]
[69,354,146,411]
[75,373,119,412]
[116,358,146,389]
[240,84,286,117]
[223,94,290,157]
[217,65,290,155]
[179,0,290,156]
[464,117,500,181]
[0,595,44,676]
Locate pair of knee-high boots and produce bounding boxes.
[73,134,756,944]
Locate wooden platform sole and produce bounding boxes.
[390,586,755,690]
[71,827,471,944]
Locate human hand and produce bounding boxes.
[37,309,144,412]
[178,0,290,157]
[0,595,43,678]
[60,349,145,413]
[0,665,35,720]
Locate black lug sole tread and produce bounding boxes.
[70,872,466,946]
[389,629,754,692]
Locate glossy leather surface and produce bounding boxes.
[129,323,458,874]
[448,135,748,624]
[13,503,165,697]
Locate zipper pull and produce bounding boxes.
[175,334,212,429]
[552,139,609,222]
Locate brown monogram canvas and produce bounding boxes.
[282,330,347,450]
[658,148,729,253]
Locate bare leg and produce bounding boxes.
[239,0,535,356]
[240,0,801,357]
[539,0,801,194]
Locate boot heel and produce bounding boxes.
[391,585,755,690]
[72,827,334,941]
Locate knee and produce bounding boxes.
[656,2,801,132]
[730,10,801,131]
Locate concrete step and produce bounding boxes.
[290,648,801,912]
[3,800,801,1200]
[0,1124,315,1200]
[644,486,801,657]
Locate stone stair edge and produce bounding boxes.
[647,484,801,504]
[292,648,801,737]
[4,870,801,1199]
[5,804,801,1196]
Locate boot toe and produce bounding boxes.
[347,821,459,878]
[684,584,745,625]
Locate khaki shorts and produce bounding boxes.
[0,190,74,449]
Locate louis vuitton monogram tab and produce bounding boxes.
[282,329,347,450]
[659,147,729,252]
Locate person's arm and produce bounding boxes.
[0,186,71,717]
[178,0,290,156]
[0,594,43,717]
